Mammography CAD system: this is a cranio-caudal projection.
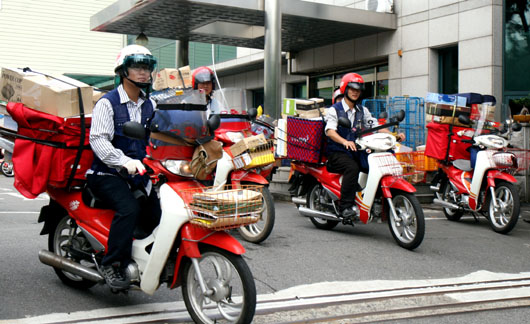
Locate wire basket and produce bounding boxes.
[393,152,428,183]
[232,140,275,169]
[179,185,264,230]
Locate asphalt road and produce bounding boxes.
[0,175,529,323]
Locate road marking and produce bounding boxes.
[0,192,48,201]
[0,211,39,214]
[3,271,530,324]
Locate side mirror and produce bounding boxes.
[207,114,221,132]
[248,107,258,120]
[123,121,146,140]
[378,111,388,120]
[338,117,351,128]
[512,122,522,132]
[458,114,471,125]
[396,110,405,122]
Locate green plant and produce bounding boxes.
[513,94,530,107]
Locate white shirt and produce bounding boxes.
[324,99,377,132]
[89,84,157,171]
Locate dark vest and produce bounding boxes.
[326,102,364,157]
[91,89,153,184]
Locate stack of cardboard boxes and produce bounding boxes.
[229,133,275,169]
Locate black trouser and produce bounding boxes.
[326,152,361,210]
[86,174,161,267]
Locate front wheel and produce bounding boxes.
[486,180,520,234]
[238,187,275,243]
[182,246,256,324]
[387,191,425,250]
[1,161,14,177]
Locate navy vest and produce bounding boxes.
[91,89,153,182]
[326,102,364,157]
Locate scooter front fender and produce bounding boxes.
[170,224,245,289]
[231,170,269,185]
[486,170,517,188]
[380,176,416,198]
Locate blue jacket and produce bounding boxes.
[91,89,153,185]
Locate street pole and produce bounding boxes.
[264,0,281,120]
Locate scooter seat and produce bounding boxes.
[452,159,472,171]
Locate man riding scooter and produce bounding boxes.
[87,45,161,290]
[325,73,404,221]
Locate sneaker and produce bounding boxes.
[100,263,130,290]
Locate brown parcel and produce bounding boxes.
[153,66,192,90]
[229,133,268,157]
[0,67,93,117]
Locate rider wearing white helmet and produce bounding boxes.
[87,45,160,290]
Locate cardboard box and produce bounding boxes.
[232,148,275,169]
[153,66,192,90]
[0,67,93,117]
[471,103,495,121]
[297,107,326,119]
[92,88,106,106]
[282,98,325,116]
[426,102,470,117]
[229,133,268,157]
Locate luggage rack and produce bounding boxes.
[179,185,264,231]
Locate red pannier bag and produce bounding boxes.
[6,102,93,199]
[425,122,473,161]
[286,116,325,164]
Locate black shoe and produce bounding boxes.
[341,207,356,219]
[100,263,130,290]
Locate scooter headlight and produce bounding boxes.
[161,160,194,177]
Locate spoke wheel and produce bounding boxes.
[387,191,425,250]
[238,187,275,243]
[182,246,256,324]
[486,180,520,234]
[307,183,339,230]
[441,180,463,221]
[48,215,97,289]
[1,161,14,177]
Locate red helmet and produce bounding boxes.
[332,87,343,105]
[192,66,216,90]
[339,73,365,94]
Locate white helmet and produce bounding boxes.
[114,44,157,74]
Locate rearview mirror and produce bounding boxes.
[338,117,351,128]
[248,107,258,120]
[512,122,522,132]
[378,111,388,120]
[396,110,405,122]
[458,114,471,125]
[123,121,145,140]
[207,114,221,132]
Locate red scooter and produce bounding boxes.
[35,99,258,323]
[210,88,276,244]
[289,111,425,250]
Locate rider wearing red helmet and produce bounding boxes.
[325,73,403,221]
[332,87,344,105]
[192,66,222,115]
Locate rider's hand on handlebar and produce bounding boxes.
[123,159,146,175]
[396,133,406,142]
[343,140,357,151]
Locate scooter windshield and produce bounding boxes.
[151,89,209,141]
[210,88,249,116]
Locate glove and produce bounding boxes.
[123,159,146,175]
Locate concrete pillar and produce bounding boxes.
[264,0,281,120]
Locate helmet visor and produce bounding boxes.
[347,82,364,91]
[194,69,214,84]
[123,54,157,72]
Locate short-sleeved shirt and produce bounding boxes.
[324,99,377,133]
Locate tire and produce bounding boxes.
[238,187,275,243]
[182,246,256,324]
[1,161,14,177]
[387,190,425,250]
[486,180,520,234]
[306,183,339,230]
[441,180,463,221]
[48,214,97,289]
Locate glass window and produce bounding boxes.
[252,88,264,110]
[292,82,307,99]
[505,0,530,92]
[438,46,458,94]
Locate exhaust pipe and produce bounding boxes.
[298,206,340,221]
[38,250,104,283]
[432,198,461,210]
[291,197,306,206]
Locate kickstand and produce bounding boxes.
[524,218,530,224]
[472,213,479,223]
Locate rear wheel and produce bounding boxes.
[486,180,520,234]
[387,191,425,250]
[1,161,14,177]
[307,183,339,230]
[441,180,464,221]
[48,214,97,289]
[238,187,275,243]
[182,246,256,324]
